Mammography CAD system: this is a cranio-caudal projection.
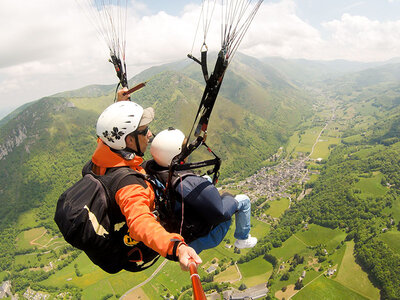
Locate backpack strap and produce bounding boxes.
[82,161,151,225]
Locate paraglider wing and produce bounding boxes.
[76,0,129,88]
[189,0,264,139]
[172,0,264,184]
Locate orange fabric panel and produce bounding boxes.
[115,184,184,258]
[92,139,145,175]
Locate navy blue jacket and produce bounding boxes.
[175,175,238,225]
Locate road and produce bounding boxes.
[119,259,168,299]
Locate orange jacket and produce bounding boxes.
[92,139,184,258]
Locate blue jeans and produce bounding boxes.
[233,194,251,240]
[189,194,251,253]
[189,220,232,253]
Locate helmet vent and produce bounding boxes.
[128,115,135,117]
[125,121,131,123]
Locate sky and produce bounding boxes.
[1,0,400,120]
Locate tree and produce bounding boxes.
[295,279,303,290]
[280,272,290,281]
[239,283,247,291]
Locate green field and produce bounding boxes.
[334,241,380,300]
[16,209,40,229]
[214,264,239,283]
[307,173,320,184]
[352,145,386,159]
[270,224,346,266]
[0,271,8,281]
[342,134,365,144]
[42,252,162,299]
[391,197,400,222]
[142,260,192,298]
[379,231,400,253]
[295,224,346,251]
[265,198,290,218]
[287,131,301,155]
[302,269,321,286]
[238,257,272,287]
[329,245,346,275]
[310,137,341,160]
[292,275,369,300]
[15,227,47,250]
[355,172,387,198]
[294,127,324,154]
[239,256,272,278]
[270,235,309,261]
[14,252,54,267]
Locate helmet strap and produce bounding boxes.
[111,148,136,160]
[133,133,145,157]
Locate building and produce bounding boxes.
[228,284,268,300]
[206,265,217,273]
[0,281,12,299]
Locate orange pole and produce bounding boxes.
[188,259,206,300]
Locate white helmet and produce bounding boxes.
[96,101,154,150]
[150,128,185,167]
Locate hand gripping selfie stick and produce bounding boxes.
[188,259,206,300]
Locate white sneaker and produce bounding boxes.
[234,234,258,249]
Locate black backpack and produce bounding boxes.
[54,161,159,274]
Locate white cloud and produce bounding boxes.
[322,14,400,61]
[1,0,400,119]
[242,0,324,59]
[0,0,108,116]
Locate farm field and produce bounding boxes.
[286,132,301,155]
[379,231,400,253]
[391,197,400,221]
[270,235,309,261]
[352,145,386,160]
[295,224,346,252]
[334,241,380,300]
[355,172,387,198]
[41,252,163,299]
[214,264,240,283]
[292,275,369,300]
[238,256,272,287]
[265,198,290,218]
[293,127,324,155]
[15,227,47,250]
[16,209,40,229]
[142,260,192,299]
[270,223,346,261]
[309,137,340,160]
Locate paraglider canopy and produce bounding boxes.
[76,0,129,88]
[172,0,264,183]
